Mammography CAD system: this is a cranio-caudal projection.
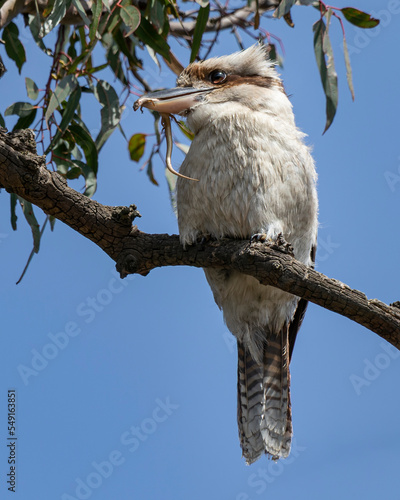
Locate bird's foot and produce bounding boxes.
[251,232,294,256]
[195,233,217,247]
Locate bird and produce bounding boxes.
[134,44,318,464]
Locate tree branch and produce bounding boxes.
[0,0,279,35]
[1,128,399,350]
[169,0,279,38]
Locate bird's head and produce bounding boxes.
[134,45,289,131]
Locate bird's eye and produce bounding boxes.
[209,70,227,84]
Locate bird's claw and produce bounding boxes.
[251,232,268,243]
[196,233,216,246]
[251,232,294,256]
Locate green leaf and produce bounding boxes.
[342,34,354,101]
[341,8,379,29]
[71,0,92,26]
[273,0,296,19]
[46,86,82,154]
[165,168,177,216]
[120,4,141,36]
[0,113,5,128]
[106,44,128,85]
[16,216,50,284]
[49,215,56,231]
[112,28,138,66]
[175,142,189,154]
[149,0,167,34]
[5,102,35,117]
[135,17,171,61]
[28,13,48,53]
[10,193,18,230]
[41,0,71,37]
[25,77,39,100]
[67,30,79,59]
[13,109,37,131]
[72,159,97,197]
[66,166,82,179]
[3,22,26,73]
[313,17,338,133]
[69,122,99,174]
[190,4,210,63]
[146,156,159,186]
[177,120,194,141]
[45,74,78,122]
[94,80,121,151]
[129,133,146,162]
[17,197,41,253]
[89,0,103,41]
[101,0,111,12]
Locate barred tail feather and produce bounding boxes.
[237,327,292,464]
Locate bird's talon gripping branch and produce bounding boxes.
[196,233,216,246]
[251,232,268,243]
[272,233,294,256]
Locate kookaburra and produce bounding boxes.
[135,45,318,464]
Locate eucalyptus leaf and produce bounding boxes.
[129,133,146,162]
[175,142,190,155]
[69,122,99,175]
[274,0,296,18]
[72,159,98,197]
[45,75,78,122]
[342,35,354,101]
[71,0,92,26]
[94,80,121,151]
[25,77,39,100]
[89,0,103,41]
[10,193,18,230]
[190,4,210,63]
[146,156,159,186]
[177,120,194,141]
[341,8,379,29]
[313,17,338,133]
[41,0,71,37]
[5,102,35,117]
[135,17,171,61]
[120,5,141,36]
[45,87,82,154]
[17,197,41,253]
[3,22,26,73]
[13,109,37,131]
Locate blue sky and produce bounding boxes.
[1,1,400,499]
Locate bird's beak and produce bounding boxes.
[134,87,213,115]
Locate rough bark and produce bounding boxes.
[1,128,400,350]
